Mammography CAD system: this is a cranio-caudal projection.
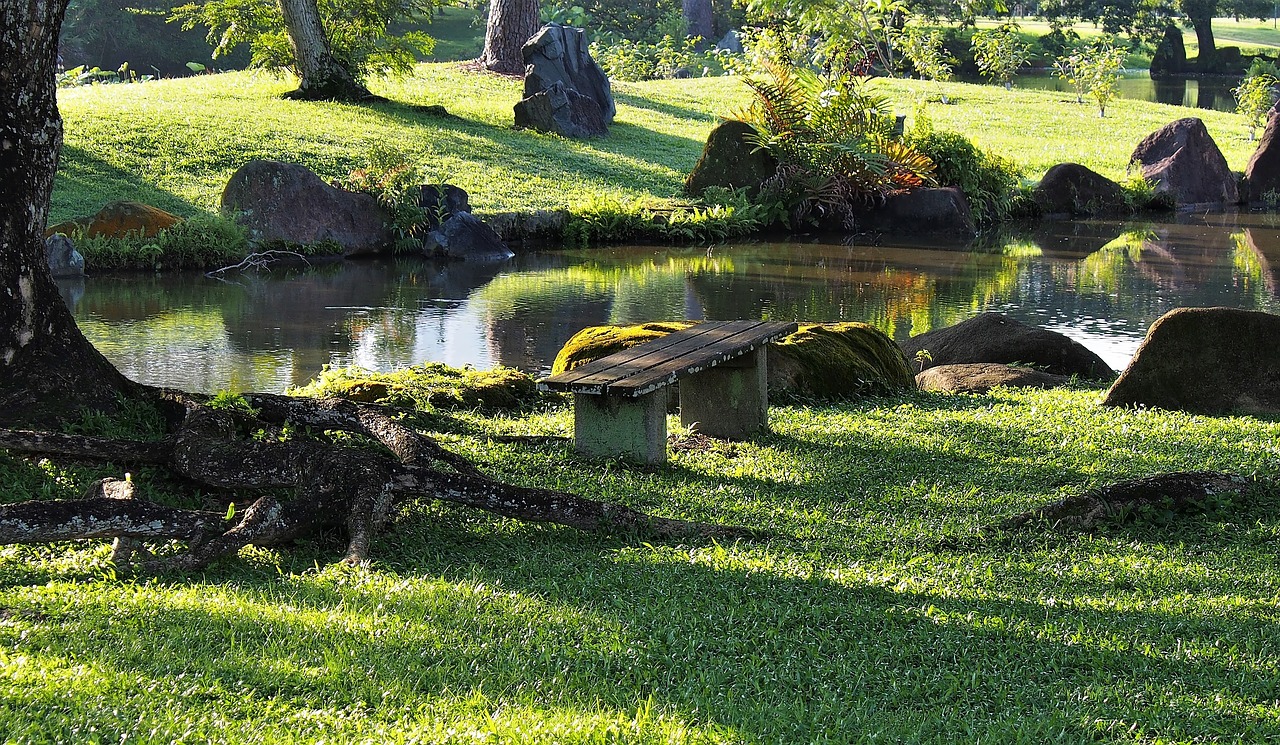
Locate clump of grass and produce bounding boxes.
[73,213,250,271]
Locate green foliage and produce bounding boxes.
[72,213,251,271]
[563,191,763,246]
[57,63,154,88]
[1234,69,1278,138]
[207,390,259,416]
[1119,167,1173,211]
[337,145,429,251]
[734,61,935,227]
[970,22,1032,87]
[1057,37,1128,117]
[895,23,954,86]
[171,0,437,84]
[290,363,557,412]
[589,35,726,81]
[905,110,1022,224]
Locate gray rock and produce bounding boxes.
[856,187,977,238]
[45,234,85,278]
[423,212,515,262]
[514,81,608,138]
[901,312,1115,381]
[1102,307,1280,415]
[684,119,777,198]
[221,160,393,256]
[1246,112,1280,206]
[417,184,471,229]
[716,30,743,53]
[1130,118,1239,209]
[521,24,614,124]
[1034,163,1127,216]
[916,363,1073,394]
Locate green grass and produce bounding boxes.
[2,387,1280,742]
[52,63,1263,226]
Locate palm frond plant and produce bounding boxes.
[733,60,935,228]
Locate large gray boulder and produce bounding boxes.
[1034,163,1126,216]
[684,120,777,198]
[901,312,1115,381]
[517,24,614,136]
[514,81,608,138]
[221,160,393,256]
[422,212,514,262]
[417,184,471,229]
[45,234,85,278]
[1102,307,1280,415]
[1130,118,1238,208]
[856,187,976,238]
[1245,112,1280,206]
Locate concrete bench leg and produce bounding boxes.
[680,348,768,439]
[573,391,668,464]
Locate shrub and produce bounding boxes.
[590,35,725,81]
[337,145,430,252]
[73,213,252,271]
[905,113,1023,224]
[1234,69,1278,140]
[971,23,1031,88]
[563,191,763,246]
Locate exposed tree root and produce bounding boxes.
[1002,471,1251,531]
[0,393,748,572]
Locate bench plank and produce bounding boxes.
[539,320,796,397]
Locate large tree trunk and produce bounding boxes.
[277,0,377,101]
[479,0,540,74]
[682,0,714,49]
[1186,6,1217,69]
[0,0,141,426]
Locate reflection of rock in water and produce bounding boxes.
[1027,219,1131,260]
[1238,228,1280,295]
[55,277,85,310]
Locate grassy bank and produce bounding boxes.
[53,63,1260,226]
[2,387,1279,742]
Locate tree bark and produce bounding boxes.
[682,0,714,49]
[277,0,377,101]
[0,0,141,426]
[479,0,540,74]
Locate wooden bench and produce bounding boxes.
[537,320,798,463]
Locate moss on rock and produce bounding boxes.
[768,323,916,399]
[550,321,915,399]
[291,363,555,412]
[551,321,695,374]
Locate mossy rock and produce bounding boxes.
[551,321,695,374]
[550,321,915,399]
[291,363,555,412]
[768,323,916,399]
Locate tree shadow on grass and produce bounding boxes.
[53,145,200,223]
[5,518,1280,741]
[611,91,722,125]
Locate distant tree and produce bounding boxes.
[683,0,714,46]
[479,0,540,73]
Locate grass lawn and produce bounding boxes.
[52,63,1261,225]
[2,387,1279,742]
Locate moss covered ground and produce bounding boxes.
[2,387,1279,743]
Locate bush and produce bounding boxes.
[905,113,1023,224]
[563,190,764,246]
[74,213,252,271]
[589,35,725,81]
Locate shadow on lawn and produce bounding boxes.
[611,91,721,125]
[7,516,1280,741]
[52,146,199,223]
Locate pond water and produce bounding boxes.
[1004,71,1239,111]
[60,211,1280,394]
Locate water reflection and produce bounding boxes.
[1004,71,1238,112]
[65,212,1280,393]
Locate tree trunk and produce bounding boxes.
[682,0,714,49]
[277,0,377,101]
[479,0,540,75]
[1190,13,1217,69]
[0,0,140,426]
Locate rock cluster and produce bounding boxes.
[513,25,615,138]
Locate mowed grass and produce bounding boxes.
[52,62,1261,224]
[2,388,1280,743]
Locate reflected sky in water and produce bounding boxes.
[62,211,1280,393]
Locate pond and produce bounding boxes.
[60,211,1280,394]
[1004,71,1240,112]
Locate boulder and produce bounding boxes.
[1102,307,1280,415]
[767,323,916,398]
[1149,24,1187,77]
[220,160,393,256]
[1130,118,1238,208]
[1033,163,1126,216]
[422,212,514,262]
[901,312,1115,381]
[856,187,976,238]
[45,200,182,239]
[684,120,777,198]
[1245,112,1280,206]
[513,81,608,138]
[521,24,614,125]
[716,30,743,53]
[916,363,1073,394]
[551,321,915,399]
[44,234,85,278]
[417,184,471,229]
